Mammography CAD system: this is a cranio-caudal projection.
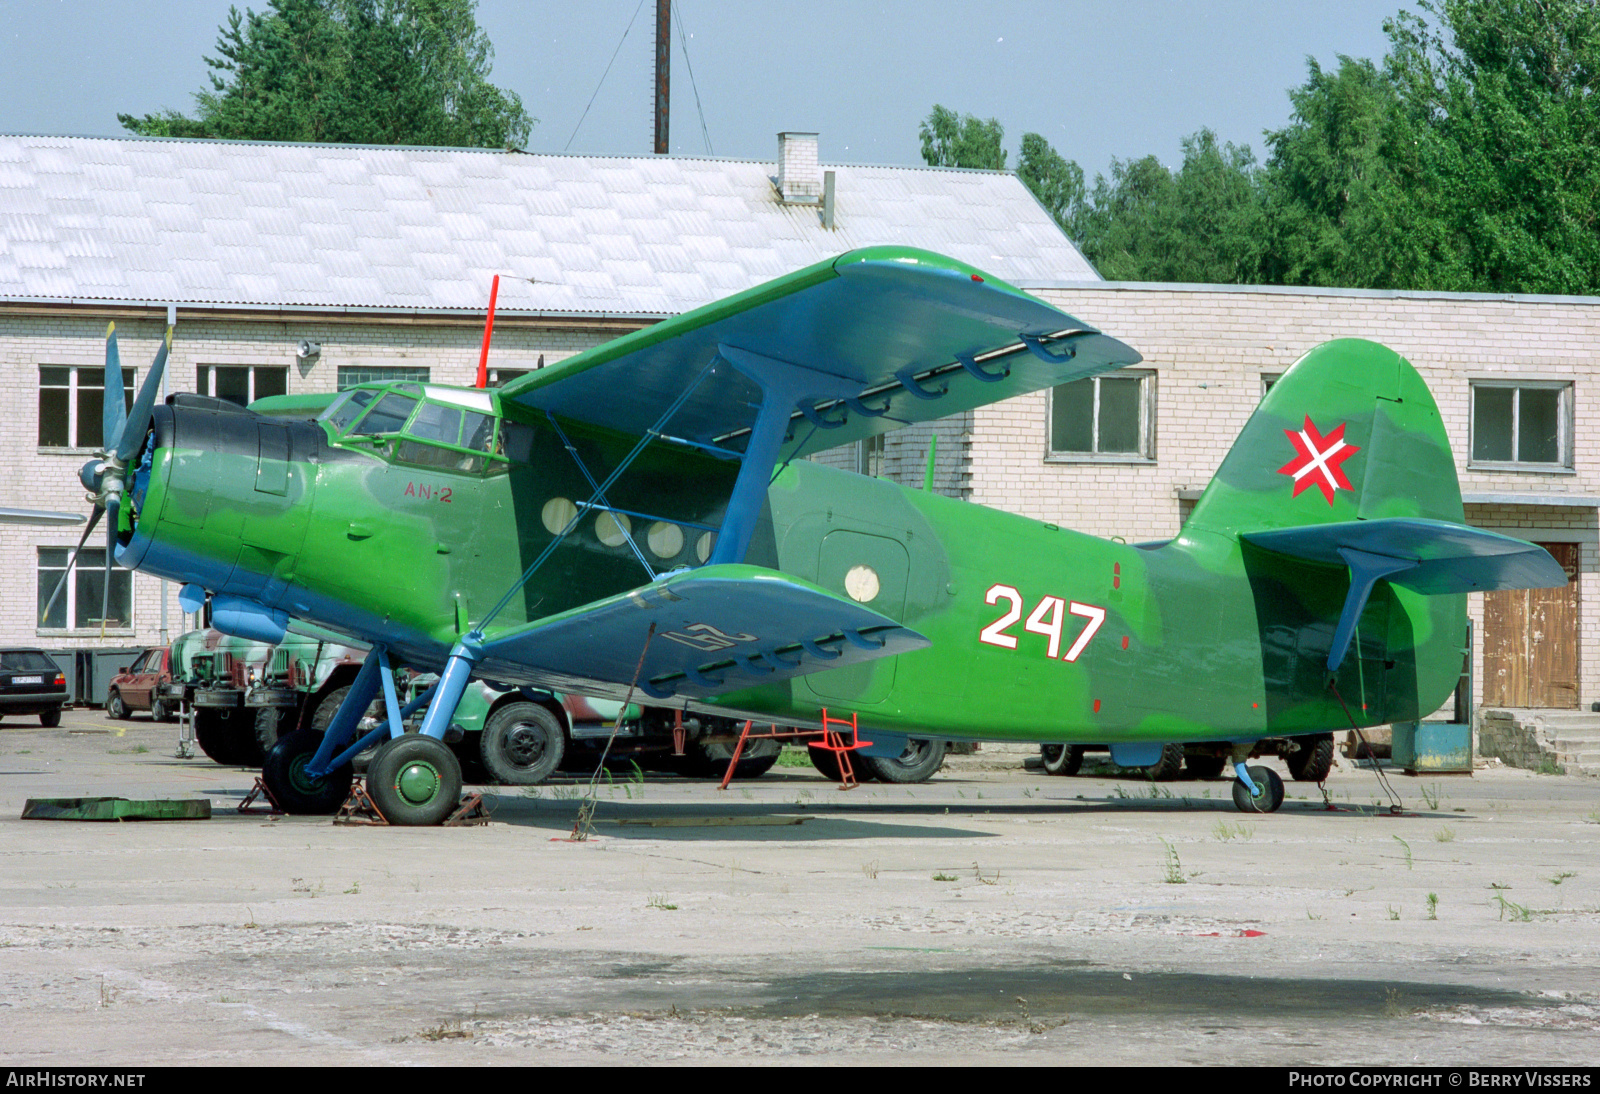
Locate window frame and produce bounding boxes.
[36,546,134,635]
[197,364,289,408]
[38,365,136,452]
[1045,369,1157,464]
[1467,379,1574,472]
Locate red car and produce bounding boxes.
[106,647,179,722]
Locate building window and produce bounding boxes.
[856,434,885,477]
[37,547,132,631]
[1261,373,1281,398]
[1048,371,1155,460]
[39,366,134,449]
[197,365,288,407]
[337,365,430,390]
[1470,382,1572,469]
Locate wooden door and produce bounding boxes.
[1483,542,1579,708]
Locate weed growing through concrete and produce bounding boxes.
[862,860,879,880]
[647,893,678,911]
[973,863,999,886]
[932,873,958,882]
[344,881,360,895]
[1387,905,1400,920]
[1212,820,1254,841]
[1536,756,1564,776]
[1393,835,1413,869]
[1160,840,1185,884]
[1426,893,1439,920]
[1434,826,1455,843]
[1546,872,1576,886]
[1420,783,1444,811]
[1493,892,1538,922]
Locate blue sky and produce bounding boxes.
[2,0,1408,180]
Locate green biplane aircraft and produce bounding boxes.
[62,247,1564,823]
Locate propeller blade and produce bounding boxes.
[102,322,127,453]
[115,326,171,462]
[102,495,120,635]
[39,506,103,625]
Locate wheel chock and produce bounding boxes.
[239,777,284,815]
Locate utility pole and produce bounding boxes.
[654,0,670,154]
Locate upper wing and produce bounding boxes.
[500,247,1141,462]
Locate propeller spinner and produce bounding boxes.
[44,322,170,632]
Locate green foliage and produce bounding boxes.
[924,0,1600,294]
[919,105,1008,170]
[119,0,534,149]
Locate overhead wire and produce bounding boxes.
[564,0,648,152]
[673,2,714,155]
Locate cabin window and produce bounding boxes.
[1047,371,1155,461]
[196,365,288,407]
[38,366,134,450]
[393,400,502,473]
[349,393,419,436]
[1469,382,1572,469]
[37,547,131,631]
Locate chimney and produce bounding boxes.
[775,132,822,205]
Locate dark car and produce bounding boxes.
[0,649,68,726]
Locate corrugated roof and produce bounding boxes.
[0,135,1099,316]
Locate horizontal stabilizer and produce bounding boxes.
[1244,519,1566,672]
[1242,519,1566,594]
[473,564,929,702]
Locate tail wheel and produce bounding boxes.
[1040,744,1083,776]
[861,738,947,784]
[262,728,353,815]
[1285,733,1335,782]
[368,735,462,826]
[1232,765,1285,813]
[479,702,565,785]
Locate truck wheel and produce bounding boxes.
[253,707,285,757]
[262,728,353,815]
[861,738,946,784]
[195,708,261,766]
[480,702,565,785]
[1285,733,1335,782]
[686,737,782,780]
[369,735,462,826]
[1041,743,1083,776]
[1146,743,1185,782]
[106,690,130,721]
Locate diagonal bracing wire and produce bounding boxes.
[565,0,649,152]
[673,2,714,155]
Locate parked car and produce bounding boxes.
[0,649,68,726]
[106,647,179,722]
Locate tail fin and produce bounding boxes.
[1186,338,1463,536]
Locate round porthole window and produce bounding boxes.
[647,521,684,559]
[696,532,716,563]
[845,564,880,603]
[595,511,632,547]
[541,497,576,536]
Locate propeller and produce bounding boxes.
[47,321,171,632]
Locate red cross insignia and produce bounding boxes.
[1278,416,1359,505]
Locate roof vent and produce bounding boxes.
[775,132,822,205]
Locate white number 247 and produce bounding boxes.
[979,584,1105,662]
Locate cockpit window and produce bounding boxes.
[461,411,495,452]
[409,402,463,445]
[321,389,378,432]
[350,393,418,436]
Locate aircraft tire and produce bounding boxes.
[1184,752,1227,780]
[1040,743,1083,776]
[1231,765,1285,813]
[262,728,353,815]
[195,707,261,766]
[368,735,463,826]
[861,738,947,784]
[1145,743,1185,782]
[106,690,130,721]
[480,702,565,785]
[1285,733,1335,782]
